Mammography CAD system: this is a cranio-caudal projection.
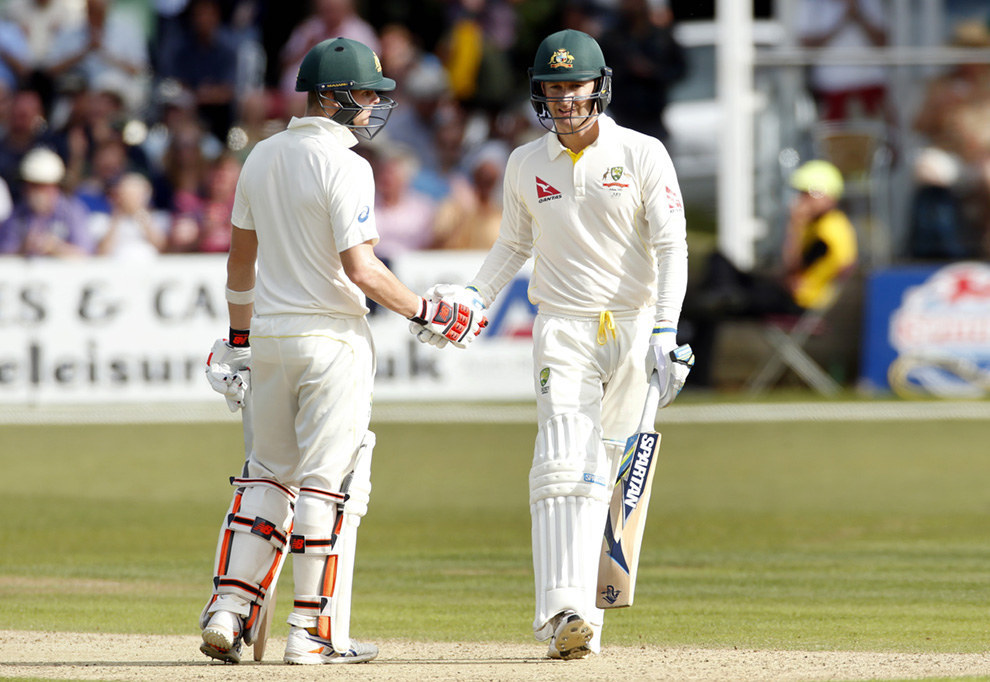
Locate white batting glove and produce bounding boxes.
[409,284,488,349]
[206,338,251,411]
[408,320,449,348]
[647,327,694,408]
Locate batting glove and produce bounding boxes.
[409,284,488,349]
[647,327,694,408]
[206,338,252,411]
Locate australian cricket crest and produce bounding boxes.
[548,48,574,70]
[539,367,550,394]
[601,166,630,195]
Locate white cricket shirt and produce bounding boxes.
[470,115,688,323]
[232,116,380,317]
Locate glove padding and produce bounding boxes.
[647,330,695,408]
[206,338,251,411]
[409,284,488,349]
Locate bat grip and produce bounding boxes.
[638,370,663,433]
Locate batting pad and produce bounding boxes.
[529,414,609,641]
[530,413,611,505]
[287,431,374,651]
[200,478,295,642]
[531,494,606,641]
[288,489,342,631]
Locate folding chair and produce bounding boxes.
[744,303,842,396]
[812,119,892,267]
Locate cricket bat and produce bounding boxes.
[597,370,663,609]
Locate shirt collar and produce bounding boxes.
[287,115,359,148]
[544,113,615,161]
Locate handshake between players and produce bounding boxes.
[206,284,488,413]
[407,283,488,349]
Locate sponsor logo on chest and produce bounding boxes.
[535,176,562,203]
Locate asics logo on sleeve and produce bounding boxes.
[358,206,370,222]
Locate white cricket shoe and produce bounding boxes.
[283,626,379,664]
[200,610,243,664]
[547,610,593,660]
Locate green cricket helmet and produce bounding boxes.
[295,37,397,140]
[529,29,612,133]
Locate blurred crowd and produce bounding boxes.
[0,0,687,259]
[1,0,989,265]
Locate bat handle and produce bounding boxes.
[638,370,663,433]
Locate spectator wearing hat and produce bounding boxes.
[0,145,92,256]
[680,160,858,386]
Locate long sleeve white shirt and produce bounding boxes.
[469,115,688,324]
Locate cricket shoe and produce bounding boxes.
[547,610,593,660]
[200,610,243,664]
[283,626,379,664]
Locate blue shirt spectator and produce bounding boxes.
[0,20,32,91]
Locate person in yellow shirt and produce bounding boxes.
[684,159,857,387]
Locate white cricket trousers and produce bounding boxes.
[245,313,375,492]
[529,308,653,644]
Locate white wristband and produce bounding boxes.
[225,286,255,305]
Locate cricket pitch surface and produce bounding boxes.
[2,630,987,681]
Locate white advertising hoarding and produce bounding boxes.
[0,253,536,405]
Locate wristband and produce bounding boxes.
[229,328,250,347]
[408,297,429,325]
[225,286,255,305]
[652,326,677,335]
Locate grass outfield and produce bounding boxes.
[1,415,989,654]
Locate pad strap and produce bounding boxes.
[231,476,298,502]
[214,576,269,603]
[299,485,347,505]
[289,534,338,555]
[293,594,335,617]
[226,513,289,549]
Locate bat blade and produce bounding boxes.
[253,585,276,661]
[597,371,663,609]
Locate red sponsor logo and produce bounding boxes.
[536,177,561,199]
[252,519,275,539]
[891,263,990,352]
[432,301,453,325]
[666,186,682,211]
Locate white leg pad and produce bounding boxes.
[287,431,374,654]
[288,490,341,630]
[530,414,610,640]
[200,477,295,643]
